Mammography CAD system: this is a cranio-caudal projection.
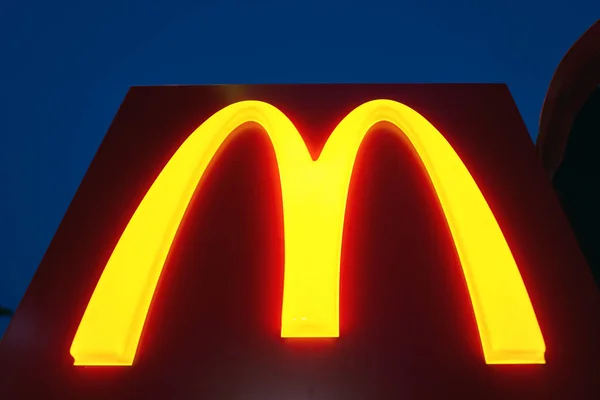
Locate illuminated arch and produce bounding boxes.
[70,99,546,366]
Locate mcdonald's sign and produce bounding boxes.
[1,84,600,398]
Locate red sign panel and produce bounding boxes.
[1,84,599,398]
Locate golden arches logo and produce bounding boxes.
[70,99,546,367]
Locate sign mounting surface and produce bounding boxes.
[1,84,599,399]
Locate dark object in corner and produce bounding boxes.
[538,19,600,289]
[553,88,600,287]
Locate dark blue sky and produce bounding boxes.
[1,0,598,337]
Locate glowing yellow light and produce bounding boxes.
[70,99,546,366]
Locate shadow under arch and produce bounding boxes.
[537,19,600,287]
